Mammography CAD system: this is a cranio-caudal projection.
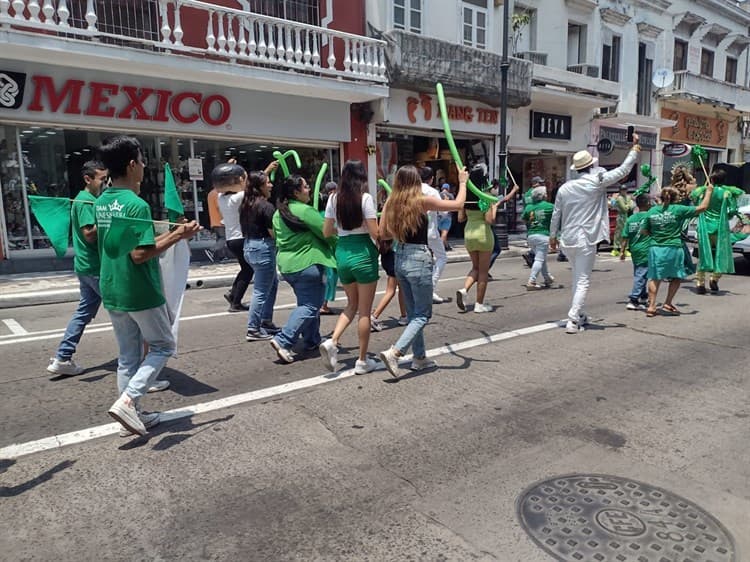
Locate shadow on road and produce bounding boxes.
[0,459,76,497]
[159,366,219,397]
[118,414,234,452]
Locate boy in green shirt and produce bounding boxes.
[620,194,651,310]
[521,186,555,289]
[97,136,199,437]
[47,161,108,376]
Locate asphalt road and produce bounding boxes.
[1,255,748,561]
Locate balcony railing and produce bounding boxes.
[515,51,548,66]
[567,63,600,78]
[657,70,750,110]
[0,0,387,84]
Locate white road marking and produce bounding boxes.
[2,319,28,335]
[0,276,469,346]
[0,320,561,459]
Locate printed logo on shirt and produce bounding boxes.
[649,211,676,226]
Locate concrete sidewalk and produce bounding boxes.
[0,237,530,309]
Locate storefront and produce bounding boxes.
[0,60,347,260]
[372,88,500,210]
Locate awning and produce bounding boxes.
[594,112,677,129]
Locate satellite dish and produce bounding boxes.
[652,68,675,89]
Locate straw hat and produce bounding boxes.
[570,150,598,171]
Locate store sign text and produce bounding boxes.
[24,75,231,126]
[660,108,727,148]
[406,93,498,125]
[530,111,572,141]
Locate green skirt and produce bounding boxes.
[648,246,691,280]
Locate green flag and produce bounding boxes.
[28,195,71,258]
[102,215,154,258]
[164,163,184,223]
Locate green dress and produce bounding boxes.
[644,204,700,280]
[464,208,493,252]
[690,184,744,274]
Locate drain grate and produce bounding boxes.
[517,474,737,561]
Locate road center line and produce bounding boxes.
[0,320,561,459]
[2,319,28,335]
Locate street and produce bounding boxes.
[1,255,749,561]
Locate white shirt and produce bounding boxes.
[324,192,377,236]
[421,183,441,240]
[550,150,638,247]
[217,191,244,240]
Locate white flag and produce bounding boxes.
[159,239,191,356]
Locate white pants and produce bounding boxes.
[428,236,447,290]
[561,243,597,323]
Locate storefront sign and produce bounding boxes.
[662,143,690,157]
[530,111,571,141]
[660,109,728,148]
[599,126,657,150]
[597,138,615,155]
[188,158,204,181]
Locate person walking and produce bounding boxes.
[619,193,652,310]
[522,186,555,290]
[611,184,635,256]
[204,185,229,262]
[521,176,546,267]
[269,175,337,364]
[241,170,280,341]
[319,181,338,316]
[488,181,520,275]
[47,161,108,376]
[96,136,199,437]
[378,164,468,378]
[438,183,454,251]
[320,161,380,374]
[419,166,449,304]
[550,134,640,334]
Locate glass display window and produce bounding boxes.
[0,126,28,250]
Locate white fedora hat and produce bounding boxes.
[570,150,598,171]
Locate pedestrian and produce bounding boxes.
[269,175,336,364]
[419,166,449,304]
[241,170,280,341]
[320,181,338,316]
[643,185,714,316]
[619,193,652,310]
[46,160,108,376]
[611,184,635,256]
[488,181,520,275]
[521,176,546,268]
[96,135,200,436]
[204,185,229,263]
[320,161,380,374]
[370,237,407,331]
[522,185,555,290]
[438,183,454,251]
[378,163,468,378]
[550,133,640,334]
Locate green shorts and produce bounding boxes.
[335,234,379,285]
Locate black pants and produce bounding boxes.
[226,238,254,306]
[212,226,229,260]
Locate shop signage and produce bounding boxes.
[597,138,614,155]
[530,111,572,141]
[188,158,204,181]
[662,143,690,157]
[660,108,728,148]
[599,126,657,150]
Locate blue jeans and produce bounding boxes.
[527,234,550,283]
[394,244,433,359]
[629,264,649,301]
[244,238,278,330]
[55,274,102,360]
[109,304,175,400]
[275,265,326,350]
[489,228,502,269]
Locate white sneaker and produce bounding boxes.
[525,282,543,291]
[354,357,378,375]
[147,379,170,393]
[47,357,84,376]
[379,348,403,378]
[565,320,584,334]
[456,288,468,311]
[370,315,383,332]
[270,338,294,364]
[626,302,646,311]
[543,276,555,287]
[411,357,437,370]
[108,393,147,436]
[119,411,160,437]
[397,316,408,326]
[474,302,493,313]
[319,339,338,371]
[432,292,445,304]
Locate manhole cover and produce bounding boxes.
[517,474,737,561]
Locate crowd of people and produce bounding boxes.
[46,132,747,438]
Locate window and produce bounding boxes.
[394,0,422,34]
[673,39,688,71]
[462,1,488,49]
[700,49,714,77]
[636,42,653,116]
[567,23,587,66]
[601,35,621,82]
[726,57,738,84]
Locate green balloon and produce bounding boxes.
[377,179,392,195]
[313,162,329,211]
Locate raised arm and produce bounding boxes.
[599,134,641,188]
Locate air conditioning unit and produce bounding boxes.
[516,51,548,66]
[567,63,600,78]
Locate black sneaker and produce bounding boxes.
[228,303,249,313]
[223,292,233,305]
[522,252,534,268]
[246,328,273,341]
[557,253,568,262]
[696,285,707,295]
[709,280,719,293]
[261,321,281,335]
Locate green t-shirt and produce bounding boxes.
[644,205,698,247]
[621,211,651,265]
[95,187,164,312]
[522,201,554,235]
[71,190,100,276]
[273,200,336,274]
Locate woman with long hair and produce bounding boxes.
[642,184,714,317]
[269,175,337,363]
[378,163,468,378]
[320,161,380,374]
[241,170,280,341]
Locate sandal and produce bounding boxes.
[646,309,657,317]
[661,304,681,315]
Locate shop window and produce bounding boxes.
[462,1,488,50]
[601,35,621,82]
[0,126,29,251]
[673,39,687,71]
[700,49,714,77]
[567,23,587,66]
[394,0,422,34]
[636,42,653,116]
[725,57,738,84]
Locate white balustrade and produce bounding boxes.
[12,0,23,20]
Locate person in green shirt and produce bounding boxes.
[611,185,635,256]
[47,161,108,376]
[97,136,199,437]
[521,186,555,289]
[689,168,745,294]
[619,194,651,311]
[269,174,336,364]
[642,185,713,317]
